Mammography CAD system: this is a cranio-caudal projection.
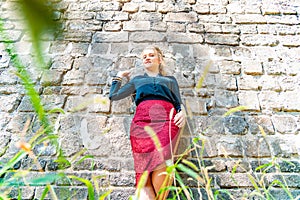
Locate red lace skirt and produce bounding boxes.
[130,100,180,185]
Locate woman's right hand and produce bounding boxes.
[117,70,132,79]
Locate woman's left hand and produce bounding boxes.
[174,110,186,128]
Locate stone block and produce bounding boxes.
[140,2,156,12]
[131,12,162,21]
[193,3,210,14]
[63,31,92,42]
[260,75,281,91]
[205,34,239,46]
[216,136,243,157]
[210,5,227,14]
[62,70,84,86]
[93,32,129,43]
[109,172,135,186]
[283,91,300,111]
[0,94,20,112]
[183,97,208,115]
[51,55,73,72]
[103,21,122,31]
[242,59,263,75]
[87,95,110,113]
[0,186,35,199]
[0,70,18,85]
[265,174,300,188]
[217,173,253,187]
[233,14,267,24]
[258,91,283,111]
[0,30,23,42]
[280,35,300,47]
[244,135,272,157]
[217,60,241,75]
[111,97,133,114]
[35,186,88,200]
[265,15,299,25]
[122,2,139,13]
[151,21,167,31]
[247,115,275,135]
[167,32,203,43]
[123,21,151,31]
[187,23,205,33]
[272,114,298,134]
[241,34,279,46]
[214,90,239,108]
[167,22,186,32]
[102,1,122,11]
[199,14,232,24]
[129,31,165,42]
[237,76,260,90]
[216,74,237,91]
[85,70,108,86]
[96,11,128,21]
[41,70,63,86]
[164,12,198,22]
[223,115,248,135]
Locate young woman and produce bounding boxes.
[109,46,185,200]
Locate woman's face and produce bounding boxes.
[142,48,161,72]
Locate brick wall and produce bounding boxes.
[0,0,299,199]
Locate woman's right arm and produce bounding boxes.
[109,71,135,101]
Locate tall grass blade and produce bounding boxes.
[68,175,95,200]
[195,60,212,89]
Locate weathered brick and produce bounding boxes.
[238,91,260,111]
[131,12,162,21]
[183,97,207,115]
[248,115,275,135]
[237,75,260,90]
[241,34,279,46]
[193,3,210,14]
[93,32,129,43]
[167,22,186,32]
[216,137,243,157]
[62,70,85,86]
[233,14,267,24]
[139,2,156,12]
[103,21,122,31]
[63,31,92,42]
[242,59,263,75]
[96,11,128,21]
[129,31,165,42]
[167,32,203,43]
[217,60,241,75]
[0,30,23,42]
[0,94,20,112]
[205,34,239,46]
[258,91,283,111]
[283,91,300,111]
[123,21,151,31]
[216,74,237,91]
[272,114,298,134]
[164,12,198,22]
[215,90,239,108]
[122,2,139,13]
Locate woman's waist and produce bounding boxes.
[134,98,176,120]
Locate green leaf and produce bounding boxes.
[176,163,202,183]
[27,173,63,186]
[68,175,95,200]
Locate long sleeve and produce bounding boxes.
[170,76,182,112]
[109,77,135,101]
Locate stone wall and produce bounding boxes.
[0,0,299,199]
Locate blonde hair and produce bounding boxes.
[142,46,167,76]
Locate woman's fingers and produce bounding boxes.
[174,111,186,128]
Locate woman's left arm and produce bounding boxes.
[170,76,186,128]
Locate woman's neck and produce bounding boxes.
[145,70,159,77]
